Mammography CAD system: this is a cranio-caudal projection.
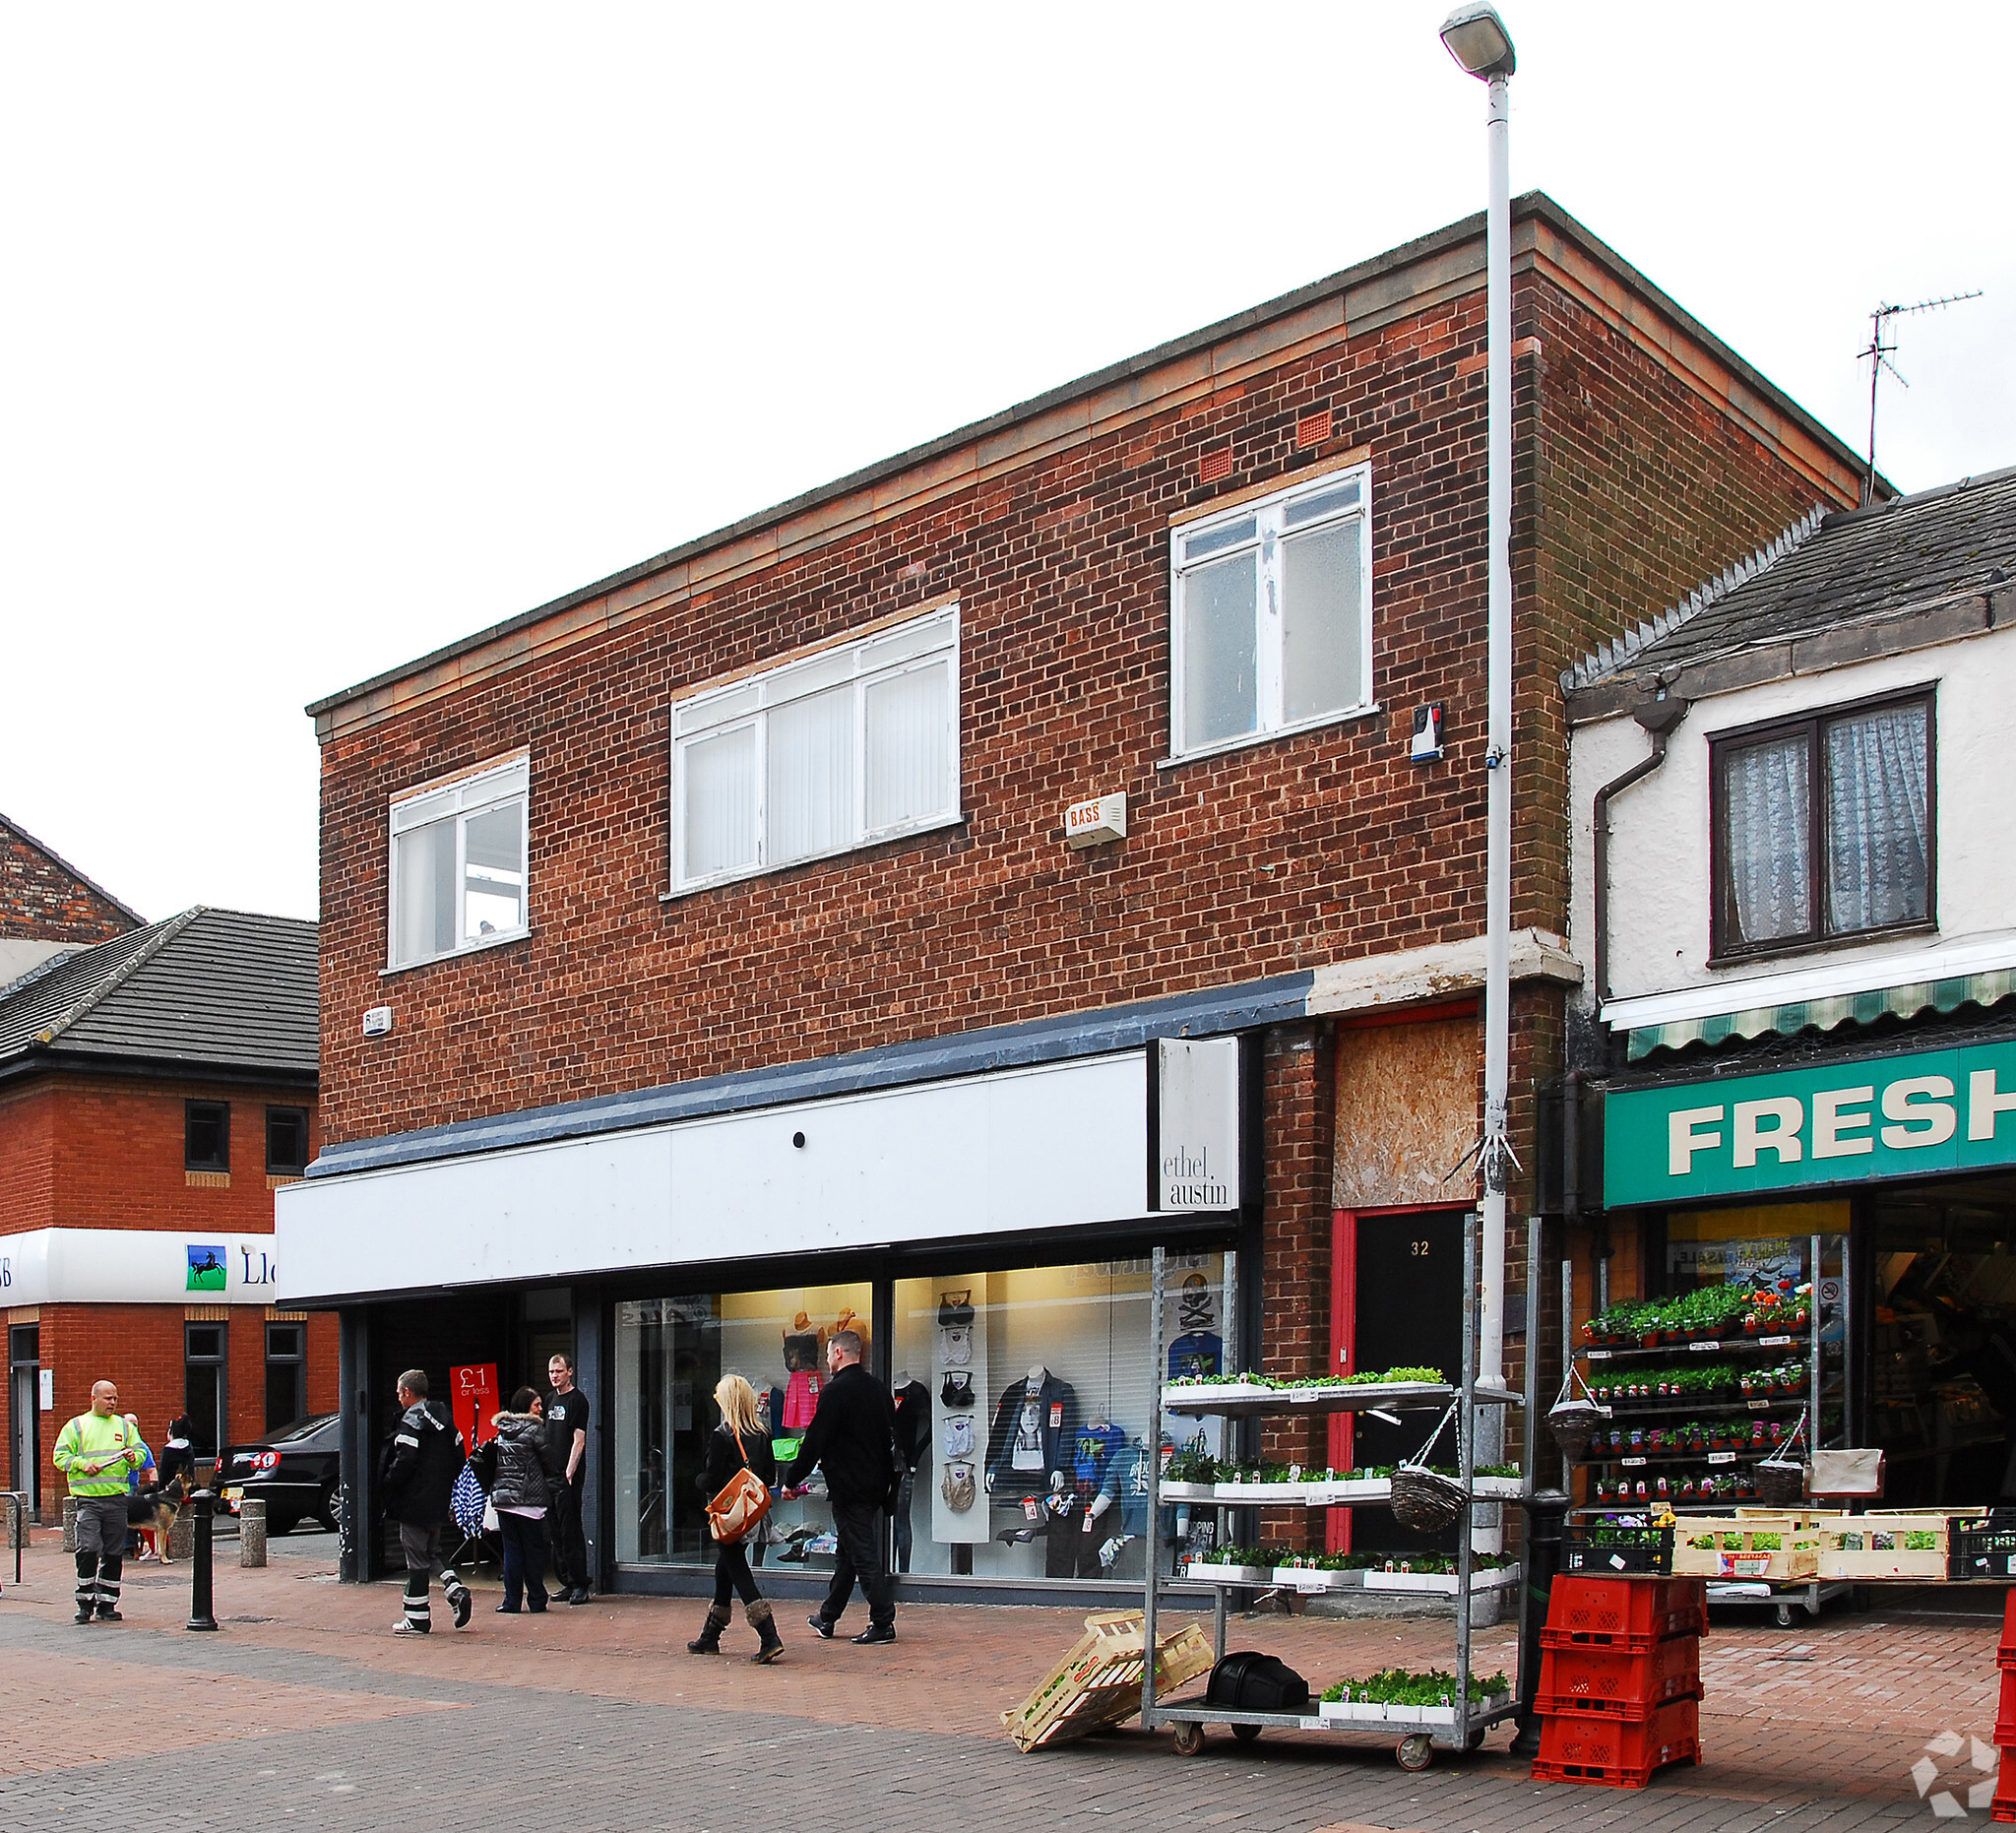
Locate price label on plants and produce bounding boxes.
[1760,1335,1793,1347]
[1586,1349,1609,1360]
[1708,1451,1736,1466]
[1748,1400,1771,1412]
[1689,1341,1718,1352]
[1621,1456,1647,1468]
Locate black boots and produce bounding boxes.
[687,1602,731,1654]
[747,1597,784,1664]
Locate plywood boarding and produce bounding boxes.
[1332,1017,1478,1211]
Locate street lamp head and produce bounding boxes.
[1439,1,1516,79]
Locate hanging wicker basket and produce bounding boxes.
[1755,1406,1809,1507]
[1391,1464,1470,1534]
[1547,1399,1603,1465]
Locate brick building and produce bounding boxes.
[2,902,330,1519]
[278,194,1871,1597]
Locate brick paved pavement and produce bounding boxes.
[0,1529,2003,1831]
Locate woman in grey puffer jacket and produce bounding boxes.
[490,1387,559,1613]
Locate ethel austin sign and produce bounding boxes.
[1606,1040,2016,1207]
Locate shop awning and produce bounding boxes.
[1623,967,2016,1060]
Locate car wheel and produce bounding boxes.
[316,1487,340,1534]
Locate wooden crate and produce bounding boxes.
[1001,1611,1216,1751]
[1814,1513,1951,1580]
[1672,1516,1820,1581]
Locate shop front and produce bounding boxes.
[277,1034,1256,1598]
[1597,1024,2016,1513]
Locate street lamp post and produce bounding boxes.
[1440,1,1516,1552]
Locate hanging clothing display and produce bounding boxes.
[984,1371,1079,1492]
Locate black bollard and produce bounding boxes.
[1510,1486,1569,1755]
[187,1488,219,1632]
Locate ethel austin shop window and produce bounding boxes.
[612,1256,1228,1583]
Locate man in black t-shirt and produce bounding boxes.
[544,1353,592,1604]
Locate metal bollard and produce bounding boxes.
[187,1489,219,1631]
[1510,1486,1569,1756]
[240,1497,267,1568]
[4,1491,23,1585]
[62,1495,78,1552]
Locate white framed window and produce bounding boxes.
[669,604,962,894]
[1167,462,1373,760]
[387,752,530,969]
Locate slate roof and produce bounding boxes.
[0,906,318,1080]
[1563,465,2016,720]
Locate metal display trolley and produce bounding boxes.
[1569,1231,1848,1626]
[1140,1221,1530,1769]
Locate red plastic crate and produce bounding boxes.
[1542,1609,1707,1656]
[1993,1750,2016,1826]
[1537,1636,1702,1720]
[1545,1574,1709,1644]
[2002,1586,2016,1653]
[1996,1671,2016,1745]
[1535,1695,1700,1785]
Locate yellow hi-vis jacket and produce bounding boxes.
[53,1412,144,1497]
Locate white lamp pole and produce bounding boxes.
[1441,1,1516,1547]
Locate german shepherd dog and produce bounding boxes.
[141,1471,193,1563]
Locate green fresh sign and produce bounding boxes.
[1605,1040,2016,1207]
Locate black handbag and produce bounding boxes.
[938,1291,975,1329]
[940,1373,974,1411]
[1204,1652,1309,1713]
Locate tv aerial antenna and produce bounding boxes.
[1859,290,1982,505]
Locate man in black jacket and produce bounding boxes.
[783,1329,899,1644]
[380,1369,472,1636]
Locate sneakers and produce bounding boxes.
[392,1620,429,1636]
[806,1613,834,1639]
[450,1586,472,1629]
[851,1622,896,1645]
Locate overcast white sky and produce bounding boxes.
[2,4,2007,925]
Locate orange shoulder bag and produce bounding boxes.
[705,1423,773,1543]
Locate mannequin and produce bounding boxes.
[890,1369,929,1573]
[984,1364,1078,1496]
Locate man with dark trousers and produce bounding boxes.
[784,1328,899,1645]
[380,1369,472,1635]
[544,1352,593,1605]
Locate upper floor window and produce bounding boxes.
[1712,689,1933,959]
[266,1106,309,1176]
[1168,463,1372,760]
[185,1100,229,1172]
[388,753,529,969]
[670,604,960,894]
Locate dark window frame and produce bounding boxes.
[184,1321,228,1458]
[1708,683,1938,964]
[265,1106,310,1176]
[264,1321,306,1432]
[185,1100,230,1172]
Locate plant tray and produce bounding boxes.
[1671,1516,1821,1582]
[1319,1691,1512,1727]
[1182,1562,1270,1586]
[1158,1482,1217,1502]
[1000,1612,1214,1752]
[1363,1563,1520,1595]
[1951,1516,2016,1582]
[1162,1380,1458,1417]
[1564,1525,1674,1576]
[1273,1566,1362,1593]
[1164,1382,1278,1410]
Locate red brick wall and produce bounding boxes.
[4,1302,339,1510]
[313,256,1858,1155]
[0,1074,319,1237]
[0,820,137,942]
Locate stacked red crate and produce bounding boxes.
[1990,1592,2016,1822]
[1533,1575,1707,1790]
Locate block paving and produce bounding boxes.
[0,1528,2004,1830]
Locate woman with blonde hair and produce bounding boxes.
[689,1371,783,1662]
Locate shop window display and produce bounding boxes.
[891,1253,1226,1583]
[614,1282,871,1568]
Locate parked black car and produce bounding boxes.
[214,1413,342,1536]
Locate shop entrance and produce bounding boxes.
[1329,1207,1467,1554]
[1868,1176,2016,1509]
[9,1324,39,1516]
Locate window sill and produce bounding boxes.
[1706,919,1938,972]
[1157,702,1383,770]
[661,811,968,903]
[380,926,533,980]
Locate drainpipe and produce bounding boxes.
[1591,687,1689,1007]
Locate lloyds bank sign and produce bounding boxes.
[1605,1040,2016,1208]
